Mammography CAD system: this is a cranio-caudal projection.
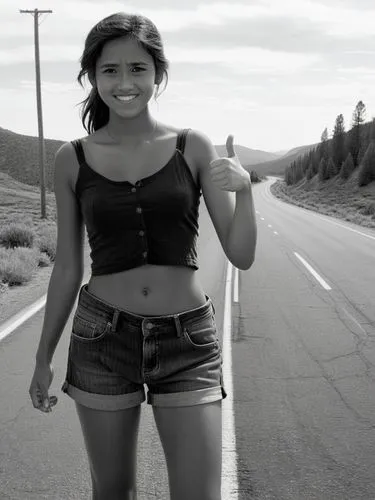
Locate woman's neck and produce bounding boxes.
[106,108,156,138]
[105,114,158,147]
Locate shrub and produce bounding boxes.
[0,246,39,286]
[35,224,57,262]
[0,222,35,249]
[250,170,260,183]
[360,202,375,216]
[37,251,51,267]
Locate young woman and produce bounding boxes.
[29,12,257,500]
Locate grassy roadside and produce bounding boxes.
[269,171,375,230]
[0,172,58,322]
[0,171,94,324]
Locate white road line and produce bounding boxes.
[260,217,265,221]
[298,206,375,241]
[233,266,239,303]
[268,224,272,228]
[294,252,332,290]
[221,261,239,500]
[0,295,47,342]
[274,231,278,235]
[341,306,367,336]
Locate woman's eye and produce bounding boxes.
[103,67,145,74]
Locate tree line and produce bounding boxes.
[285,101,375,187]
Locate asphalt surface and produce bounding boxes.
[233,179,375,499]
[1,178,375,499]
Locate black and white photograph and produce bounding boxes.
[0,1,374,499]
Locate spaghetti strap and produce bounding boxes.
[71,139,86,166]
[176,128,191,155]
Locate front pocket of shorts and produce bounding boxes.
[71,314,111,343]
[183,316,219,349]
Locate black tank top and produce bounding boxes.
[71,128,202,276]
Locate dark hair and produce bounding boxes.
[77,12,169,133]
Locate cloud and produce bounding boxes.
[0,45,81,65]
[19,80,82,93]
[167,45,321,75]
[0,41,321,78]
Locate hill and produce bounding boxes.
[0,126,283,191]
[270,170,375,229]
[247,142,320,177]
[0,127,65,192]
[215,144,282,166]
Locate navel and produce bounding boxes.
[141,287,151,297]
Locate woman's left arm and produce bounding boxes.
[190,129,257,270]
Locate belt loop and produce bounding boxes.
[111,309,120,333]
[78,283,84,303]
[173,315,183,338]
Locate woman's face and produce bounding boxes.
[94,36,157,118]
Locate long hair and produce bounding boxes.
[77,12,169,133]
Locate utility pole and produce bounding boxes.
[19,8,52,220]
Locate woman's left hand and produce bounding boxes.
[209,135,251,192]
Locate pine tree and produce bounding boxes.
[348,100,366,166]
[358,141,375,186]
[340,153,355,180]
[312,149,320,175]
[287,168,293,185]
[331,114,346,173]
[305,162,312,180]
[326,157,338,179]
[318,157,327,181]
[319,127,329,160]
[358,142,368,167]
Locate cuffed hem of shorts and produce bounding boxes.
[147,385,226,407]
[61,381,145,411]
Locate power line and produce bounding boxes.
[19,9,53,220]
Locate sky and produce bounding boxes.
[0,0,374,153]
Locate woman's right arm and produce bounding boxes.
[30,142,85,411]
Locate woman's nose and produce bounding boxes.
[116,71,135,90]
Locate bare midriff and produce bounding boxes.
[87,264,207,315]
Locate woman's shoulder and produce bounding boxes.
[53,138,88,193]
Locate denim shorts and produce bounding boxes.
[61,283,227,410]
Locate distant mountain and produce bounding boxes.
[246,142,320,177]
[214,144,282,165]
[271,149,291,157]
[0,126,310,190]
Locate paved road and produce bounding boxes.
[232,178,375,499]
[2,178,375,499]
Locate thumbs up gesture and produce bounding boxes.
[209,135,251,192]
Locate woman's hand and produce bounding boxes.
[29,362,58,413]
[209,135,251,192]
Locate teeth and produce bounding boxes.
[116,95,138,102]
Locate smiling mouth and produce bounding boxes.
[115,95,139,103]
